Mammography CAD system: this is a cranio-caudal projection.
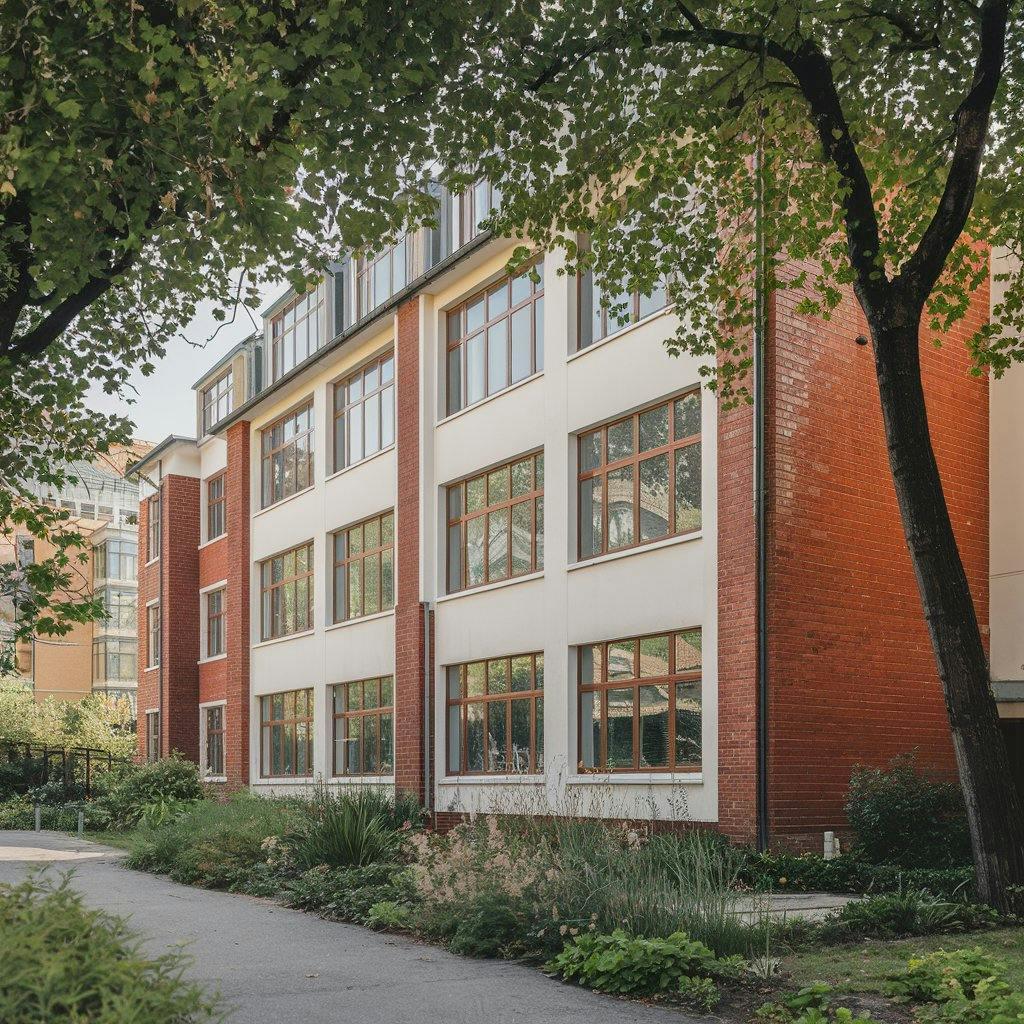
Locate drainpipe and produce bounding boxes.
[753,122,770,852]
[157,462,164,760]
[422,601,433,813]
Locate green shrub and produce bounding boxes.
[93,755,204,830]
[886,947,1008,1004]
[447,887,531,958]
[0,875,223,1023]
[547,929,719,995]
[283,863,416,924]
[284,788,404,870]
[0,796,83,831]
[365,900,412,930]
[819,892,996,942]
[846,754,971,869]
[678,975,720,1011]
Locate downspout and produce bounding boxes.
[157,462,164,760]
[753,121,770,852]
[423,601,433,814]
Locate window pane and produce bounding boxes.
[510,305,531,383]
[447,523,462,592]
[486,321,508,395]
[535,697,544,770]
[639,454,670,542]
[580,430,602,472]
[364,553,381,614]
[579,644,601,685]
[466,516,485,587]
[676,681,702,767]
[607,465,634,549]
[466,333,485,405]
[606,689,634,769]
[488,508,510,581]
[488,281,508,319]
[639,634,670,677]
[466,295,485,333]
[364,392,380,455]
[381,677,394,705]
[511,458,532,497]
[639,405,669,452]
[381,385,395,447]
[534,295,544,370]
[380,713,394,774]
[487,701,507,772]
[511,655,532,692]
[348,559,362,618]
[608,639,636,679]
[363,715,379,773]
[607,420,634,462]
[579,478,603,559]
[675,629,703,670]
[364,517,380,549]
[488,658,508,694]
[345,716,361,774]
[580,689,601,769]
[510,698,531,774]
[488,466,510,503]
[511,270,530,305]
[674,392,701,439]
[382,549,394,609]
[350,402,364,463]
[536,497,544,568]
[638,281,667,320]
[674,443,702,532]
[448,706,461,773]
[447,347,462,415]
[466,704,485,772]
[639,685,670,768]
[510,501,533,576]
[466,475,486,512]
[466,661,486,697]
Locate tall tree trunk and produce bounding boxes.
[870,312,1024,912]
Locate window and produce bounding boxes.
[204,705,225,777]
[459,179,501,247]
[260,401,314,508]
[271,285,325,382]
[446,260,544,415]
[356,237,409,319]
[146,711,160,763]
[260,542,314,640]
[260,688,313,777]
[332,511,394,622]
[93,638,137,683]
[207,474,226,540]
[147,493,161,561]
[446,453,544,593]
[98,505,114,523]
[147,604,161,668]
[94,538,137,582]
[578,390,701,559]
[332,677,394,776]
[100,586,137,630]
[578,265,669,350]
[206,588,225,658]
[201,369,234,433]
[332,353,395,472]
[578,629,702,773]
[446,654,544,775]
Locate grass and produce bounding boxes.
[782,926,1024,994]
[78,830,137,851]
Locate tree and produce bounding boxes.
[431,1,1024,909]
[0,1,467,651]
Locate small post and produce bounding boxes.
[34,804,41,833]
[823,830,836,860]
[77,810,85,837]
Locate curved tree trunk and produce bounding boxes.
[870,314,1024,912]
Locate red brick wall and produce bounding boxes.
[394,298,427,801]
[224,422,252,787]
[136,495,159,757]
[764,268,989,847]
[198,532,228,706]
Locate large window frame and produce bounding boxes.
[446,654,544,776]
[203,704,226,778]
[205,588,225,658]
[146,493,161,562]
[146,603,161,668]
[259,542,314,641]
[94,538,137,582]
[332,511,394,623]
[260,401,314,509]
[459,180,500,247]
[93,638,137,683]
[578,628,702,774]
[201,369,234,433]
[270,285,325,382]
[332,352,395,473]
[577,390,701,560]
[446,453,544,593]
[206,473,226,540]
[100,586,137,631]
[260,688,314,778]
[332,677,394,776]
[355,237,410,319]
[577,271,669,351]
[145,711,160,762]
[445,260,544,416]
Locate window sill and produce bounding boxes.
[198,534,226,551]
[568,531,702,572]
[253,484,315,520]
[327,775,396,785]
[438,775,546,786]
[324,609,395,633]
[252,776,315,786]
[144,665,160,674]
[436,571,544,605]
[566,305,673,364]
[144,556,160,567]
[439,371,543,426]
[325,443,395,483]
[198,653,228,666]
[252,628,316,650]
[203,776,228,784]
[566,772,703,786]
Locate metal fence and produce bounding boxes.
[0,741,129,799]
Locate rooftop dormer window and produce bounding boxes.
[270,283,325,383]
[201,368,234,434]
[355,236,410,320]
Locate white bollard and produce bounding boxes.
[823,830,836,860]
[34,804,41,832]
[77,810,85,837]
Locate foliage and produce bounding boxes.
[92,755,204,830]
[846,755,972,869]
[677,974,721,1012]
[0,794,83,831]
[283,863,416,925]
[364,900,412,931]
[817,892,997,943]
[546,928,719,995]
[445,888,533,958]
[886,947,1009,1004]
[283,787,408,870]
[0,874,224,1022]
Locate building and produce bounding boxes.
[129,189,990,848]
[2,446,149,709]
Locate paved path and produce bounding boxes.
[0,831,695,1024]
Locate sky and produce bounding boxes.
[86,283,280,445]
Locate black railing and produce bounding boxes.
[0,741,129,799]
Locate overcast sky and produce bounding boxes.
[86,283,281,445]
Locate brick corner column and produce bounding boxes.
[394,297,427,803]
[225,421,252,788]
[135,496,155,757]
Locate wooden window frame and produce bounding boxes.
[207,473,226,540]
[259,689,314,778]
[147,493,161,561]
[94,538,137,583]
[206,588,225,658]
[101,585,137,631]
[446,653,544,776]
[260,401,314,509]
[577,390,701,560]
[576,275,670,351]
[331,676,395,777]
[201,368,234,433]
[204,705,225,777]
[355,238,409,319]
[270,286,325,382]
[93,638,136,684]
[446,452,544,594]
[259,542,314,641]
[147,603,161,668]
[332,352,395,473]
[459,180,500,247]
[332,511,394,623]
[146,711,160,762]
[577,628,702,774]
[445,259,544,416]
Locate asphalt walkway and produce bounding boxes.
[0,830,696,1024]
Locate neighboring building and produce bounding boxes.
[2,445,150,709]
[129,189,989,849]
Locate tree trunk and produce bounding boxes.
[870,312,1024,912]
